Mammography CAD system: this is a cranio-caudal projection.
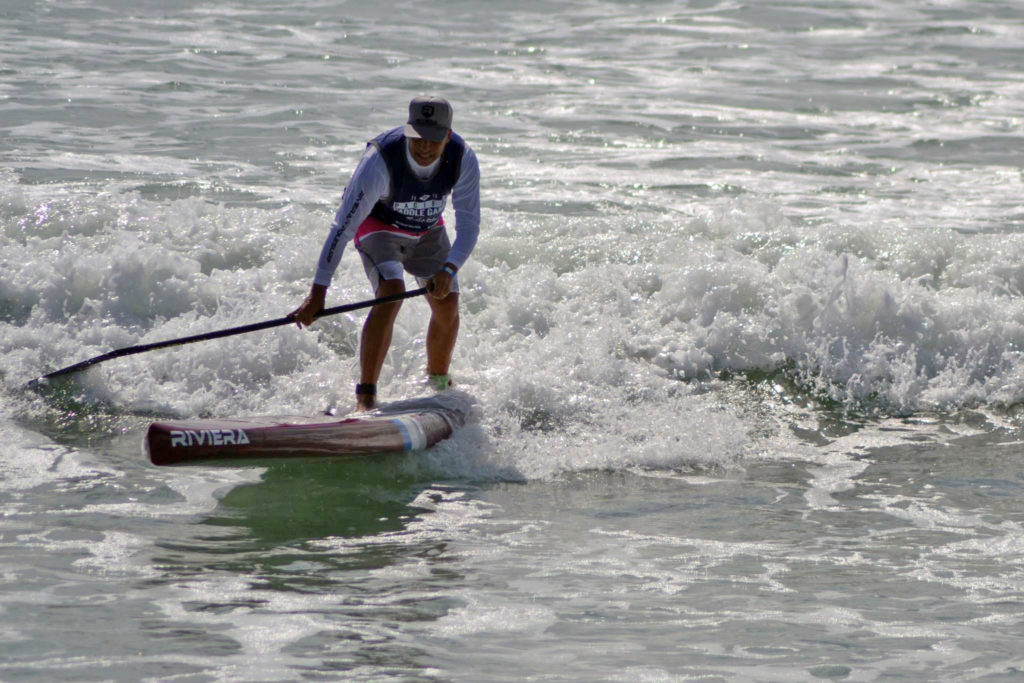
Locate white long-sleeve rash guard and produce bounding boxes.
[313,141,481,288]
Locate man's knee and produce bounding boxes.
[376,278,406,296]
[367,279,406,322]
[430,294,459,326]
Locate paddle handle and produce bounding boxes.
[28,288,428,385]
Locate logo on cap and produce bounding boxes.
[422,105,435,118]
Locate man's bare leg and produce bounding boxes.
[357,278,405,410]
[426,291,459,381]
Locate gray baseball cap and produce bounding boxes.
[405,96,453,141]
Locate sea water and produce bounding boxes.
[2,0,1024,680]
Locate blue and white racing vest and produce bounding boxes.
[367,126,466,233]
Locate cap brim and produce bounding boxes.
[405,123,449,142]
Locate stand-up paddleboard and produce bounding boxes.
[145,394,470,466]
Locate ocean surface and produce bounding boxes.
[3,0,1024,680]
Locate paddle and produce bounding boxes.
[25,287,428,389]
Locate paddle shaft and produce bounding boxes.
[29,288,428,384]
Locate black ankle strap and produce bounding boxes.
[355,383,377,396]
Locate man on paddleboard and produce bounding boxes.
[291,96,481,411]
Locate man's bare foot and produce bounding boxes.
[355,383,377,412]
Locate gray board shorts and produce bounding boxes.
[355,226,458,293]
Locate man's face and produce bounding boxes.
[409,132,450,166]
